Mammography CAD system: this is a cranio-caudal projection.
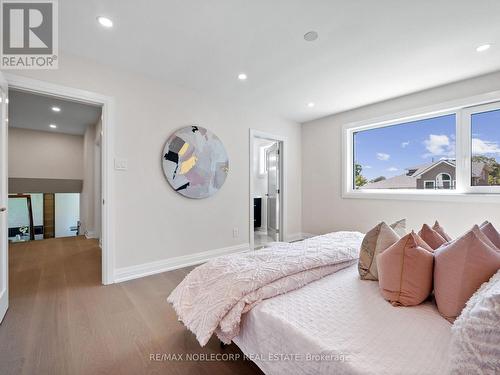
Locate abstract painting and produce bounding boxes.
[162,126,229,198]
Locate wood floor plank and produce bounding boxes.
[0,237,262,375]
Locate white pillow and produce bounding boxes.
[448,269,500,374]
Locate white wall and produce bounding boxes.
[302,71,500,238]
[13,53,302,271]
[8,127,84,180]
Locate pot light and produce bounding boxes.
[97,16,113,28]
[51,106,61,112]
[476,44,491,52]
[304,31,319,42]
[307,102,315,108]
[49,124,57,129]
[237,73,247,81]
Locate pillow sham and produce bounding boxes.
[358,221,401,281]
[448,269,500,374]
[432,220,452,242]
[418,223,447,250]
[434,225,500,321]
[480,221,500,250]
[377,231,434,306]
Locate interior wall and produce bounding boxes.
[8,127,84,180]
[302,71,500,238]
[13,53,302,270]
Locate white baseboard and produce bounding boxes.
[114,243,250,283]
[84,231,98,239]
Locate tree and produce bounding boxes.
[472,155,500,185]
[354,163,368,188]
[371,176,386,183]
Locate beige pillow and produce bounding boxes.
[432,220,452,242]
[377,231,434,306]
[390,218,407,237]
[419,223,447,250]
[480,221,500,250]
[358,220,404,280]
[434,225,500,321]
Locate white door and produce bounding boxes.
[266,143,280,240]
[0,73,8,323]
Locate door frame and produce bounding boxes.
[0,73,8,322]
[4,73,116,285]
[249,129,286,250]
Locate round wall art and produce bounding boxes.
[162,126,229,199]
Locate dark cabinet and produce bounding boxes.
[254,198,262,229]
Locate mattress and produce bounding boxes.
[233,264,452,375]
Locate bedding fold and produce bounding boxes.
[167,231,364,346]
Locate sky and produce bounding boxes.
[354,110,500,181]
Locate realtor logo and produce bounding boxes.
[1,0,58,69]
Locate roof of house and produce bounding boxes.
[360,160,485,189]
[472,161,486,178]
[361,174,416,189]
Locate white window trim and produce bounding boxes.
[424,180,435,189]
[342,90,500,203]
[435,173,452,189]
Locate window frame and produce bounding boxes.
[342,91,500,202]
[461,101,500,194]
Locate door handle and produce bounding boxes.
[0,207,6,212]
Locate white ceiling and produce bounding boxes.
[8,89,102,135]
[60,0,500,123]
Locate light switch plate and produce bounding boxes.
[114,158,128,171]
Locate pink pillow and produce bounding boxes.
[480,221,500,250]
[418,223,447,250]
[432,220,452,242]
[377,231,434,306]
[434,225,500,321]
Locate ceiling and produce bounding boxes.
[60,0,500,123]
[8,89,102,136]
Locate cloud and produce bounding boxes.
[401,141,410,148]
[472,138,500,155]
[376,152,390,161]
[422,134,455,158]
[387,167,398,172]
[363,165,372,169]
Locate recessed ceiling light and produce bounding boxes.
[51,106,61,112]
[307,102,315,108]
[238,73,247,81]
[304,31,319,42]
[49,124,57,129]
[97,16,113,28]
[476,44,491,52]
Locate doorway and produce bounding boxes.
[250,130,285,250]
[0,73,115,294]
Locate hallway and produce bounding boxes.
[0,237,260,375]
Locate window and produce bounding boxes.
[344,98,500,198]
[436,173,451,189]
[424,181,435,189]
[469,107,500,187]
[353,114,456,190]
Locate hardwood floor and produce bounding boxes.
[0,237,263,375]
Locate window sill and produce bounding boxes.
[342,189,500,203]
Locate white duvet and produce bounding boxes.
[233,264,452,375]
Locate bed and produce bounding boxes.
[232,264,452,375]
